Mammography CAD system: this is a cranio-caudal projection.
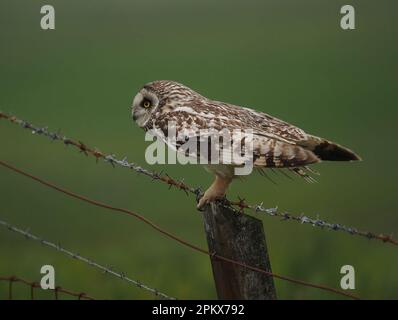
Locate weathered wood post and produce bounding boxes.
[202,202,277,300]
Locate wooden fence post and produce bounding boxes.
[202,202,277,300]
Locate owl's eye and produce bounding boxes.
[143,100,151,108]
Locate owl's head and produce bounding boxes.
[131,85,161,128]
[131,80,200,128]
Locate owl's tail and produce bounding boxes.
[303,136,361,161]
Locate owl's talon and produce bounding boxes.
[196,193,226,210]
[196,196,207,210]
[131,81,361,208]
[196,199,207,211]
[196,175,231,210]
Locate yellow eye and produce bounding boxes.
[143,100,151,108]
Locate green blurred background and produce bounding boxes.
[0,0,397,300]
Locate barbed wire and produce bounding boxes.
[0,111,396,247]
[226,199,398,246]
[0,275,95,300]
[0,219,176,300]
[0,160,360,300]
[0,112,199,196]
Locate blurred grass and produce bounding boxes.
[0,0,397,299]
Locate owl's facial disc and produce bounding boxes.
[131,89,159,128]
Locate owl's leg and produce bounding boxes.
[197,175,232,209]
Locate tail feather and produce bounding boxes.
[290,167,318,183]
[304,136,361,161]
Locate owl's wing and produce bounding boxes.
[231,107,359,167]
[202,102,321,168]
[150,111,251,165]
[250,136,320,168]
[234,106,309,144]
[236,108,320,167]
[152,108,320,168]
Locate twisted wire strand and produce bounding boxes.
[0,111,396,247]
[0,219,176,300]
[226,199,398,246]
[0,159,360,300]
[0,275,95,300]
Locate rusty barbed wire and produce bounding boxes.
[0,111,396,247]
[0,219,176,300]
[0,275,95,300]
[226,198,398,246]
[0,161,360,299]
[0,111,200,196]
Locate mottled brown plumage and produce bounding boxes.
[131,80,361,208]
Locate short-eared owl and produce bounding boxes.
[131,80,360,209]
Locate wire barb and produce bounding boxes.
[0,219,176,300]
[1,111,396,247]
[0,275,95,300]
[1,112,397,299]
[231,201,398,246]
[0,161,360,299]
[0,111,197,195]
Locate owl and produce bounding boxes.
[131,80,360,209]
